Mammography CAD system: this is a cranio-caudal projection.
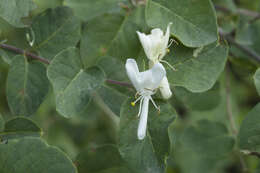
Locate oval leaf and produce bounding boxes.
[6,55,49,116]
[47,47,105,118]
[167,42,228,92]
[32,6,81,60]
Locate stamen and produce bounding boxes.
[167,48,170,53]
[168,38,178,48]
[137,97,144,117]
[149,96,160,111]
[131,95,143,107]
[167,39,174,48]
[160,60,177,71]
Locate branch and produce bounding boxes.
[225,66,238,135]
[106,79,133,88]
[219,30,260,63]
[0,43,132,88]
[0,43,50,64]
[241,150,260,159]
[215,5,260,21]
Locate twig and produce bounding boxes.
[106,79,133,88]
[0,43,132,89]
[0,43,50,64]
[225,66,238,135]
[219,30,260,63]
[226,66,249,172]
[215,5,260,18]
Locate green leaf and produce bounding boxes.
[32,6,81,60]
[75,145,127,173]
[80,7,147,66]
[0,0,36,27]
[254,68,260,96]
[0,137,77,173]
[173,82,221,111]
[239,103,260,153]
[6,55,49,116]
[169,120,234,173]
[167,42,228,92]
[145,0,218,47]
[0,117,42,140]
[97,86,126,116]
[47,47,105,118]
[63,0,122,21]
[119,98,176,173]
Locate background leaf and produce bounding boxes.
[254,68,260,96]
[167,42,228,92]
[32,6,81,60]
[0,0,36,27]
[145,0,218,47]
[169,120,235,173]
[80,6,147,66]
[6,55,49,116]
[63,0,123,21]
[75,144,129,173]
[239,103,260,153]
[0,137,77,173]
[0,117,42,140]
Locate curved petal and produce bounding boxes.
[137,97,149,140]
[161,22,172,58]
[136,31,153,60]
[159,76,172,99]
[125,59,141,91]
[140,62,166,90]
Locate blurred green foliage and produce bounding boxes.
[1,0,260,173]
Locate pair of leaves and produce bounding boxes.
[6,6,81,116]
[119,99,176,173]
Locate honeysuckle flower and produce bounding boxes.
[125,59,166,140]
[137,23,174,99]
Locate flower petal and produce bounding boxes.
[137,97,149,140]
[139,62,166,90]
[136,31,153,60]
[125,59,141,91]
[159,76,172,99]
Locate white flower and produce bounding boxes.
[137,23,174,99]
[125,59,166,140]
